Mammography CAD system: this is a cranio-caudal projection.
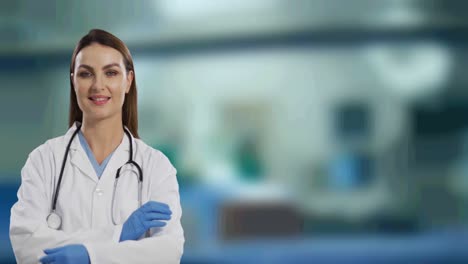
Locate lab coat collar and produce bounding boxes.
[66,122,135,182]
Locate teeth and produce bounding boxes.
[93,97,108,101]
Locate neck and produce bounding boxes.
[80,115,124,164]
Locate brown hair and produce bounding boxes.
[69,29,139,138]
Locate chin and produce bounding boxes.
[85,110,121,123]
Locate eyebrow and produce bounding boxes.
[77,63,121,71]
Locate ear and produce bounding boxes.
[125,70,134,94]
[70,73,76,89]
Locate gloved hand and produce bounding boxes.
[39,244,90,264]
[120,201,172,242]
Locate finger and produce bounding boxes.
[43,247,63,254]
[142,201,171,214]
[39,254,56,263]
[144,220,167,229]
[144,212,171,221]
[143,201,170,211]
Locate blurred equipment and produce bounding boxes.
[220,201,303,240]
[330,103,375,190]
[366,42,452,102]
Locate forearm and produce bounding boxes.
[10,222,122,264]
[84,234,184,264]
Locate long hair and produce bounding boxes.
[68,29,139,138]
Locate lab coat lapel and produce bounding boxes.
[66,123,98,183]
[101,147,127,185]
[69,147,99,183]
[99,131,130,183]
[65,123,132,183]
[70,139,98,182]
[101,135,129,186]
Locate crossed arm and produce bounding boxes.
[10,152,184,264]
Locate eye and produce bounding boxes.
[78,71,92,78]
[106,71,118,77]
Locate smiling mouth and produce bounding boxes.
[89,96,111,105]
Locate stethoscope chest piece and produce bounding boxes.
[47,211,62,230]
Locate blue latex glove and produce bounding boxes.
[39,244,90,264]
[120,201,172,242]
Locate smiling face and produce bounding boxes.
[72,43,134,123]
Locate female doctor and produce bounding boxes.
[10,29,184,264]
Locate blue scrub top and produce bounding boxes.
[78,131,115,178]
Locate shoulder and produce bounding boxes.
[27,134,64,162]
[134,139,176,174]
[22,134,66,179]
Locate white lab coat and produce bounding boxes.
[10,123,184,263]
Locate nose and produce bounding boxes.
[91,72,106,91]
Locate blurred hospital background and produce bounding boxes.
[2,0,468,263]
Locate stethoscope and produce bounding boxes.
[46,123,144,229]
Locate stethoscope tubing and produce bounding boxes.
[48,124,144,229]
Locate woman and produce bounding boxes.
[10,29,184,263]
